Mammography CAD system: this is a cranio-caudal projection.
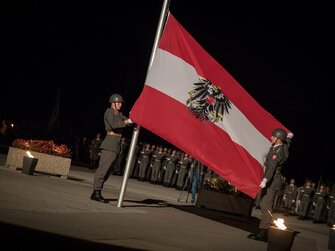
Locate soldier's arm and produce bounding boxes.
[105,110,127,129]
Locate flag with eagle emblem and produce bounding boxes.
[130,12,291,198]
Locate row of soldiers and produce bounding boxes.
[257,176,335,227]
[128,143,208,190]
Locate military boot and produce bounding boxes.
[90,190,108,203]
[247,228,268,242]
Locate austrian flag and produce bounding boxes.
[130,12,290,198]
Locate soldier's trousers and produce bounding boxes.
[138,157,149,179]
[176,167,188,188]
[93,150,118,190]
[299,198,311,217]
[314,201,326,221]
[151,162,161,182]
[259,188,278,229]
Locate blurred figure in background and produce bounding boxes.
[89,132,102,170]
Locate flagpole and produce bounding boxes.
[117,0,171,208]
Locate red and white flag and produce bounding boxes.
[130,12,290,198]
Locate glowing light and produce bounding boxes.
[274,218,287,230]
[332,224,335,230]
[26,151,34,158]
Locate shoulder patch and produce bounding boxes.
[272,154,277,160]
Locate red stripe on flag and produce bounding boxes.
[131,86,263,198]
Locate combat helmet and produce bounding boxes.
[272,128,287,141]
[109,93,124,103]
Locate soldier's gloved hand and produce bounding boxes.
[287,132,294,139]
[260,178,267,188]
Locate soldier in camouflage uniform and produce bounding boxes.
[248,128,293,242]
[91,93,132,203]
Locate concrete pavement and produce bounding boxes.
[0,153,331,250]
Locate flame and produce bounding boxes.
[274,218,287,230]
[26,151,34,158]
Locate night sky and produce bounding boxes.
[1,1,334,186]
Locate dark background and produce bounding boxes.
[1,1,334,187]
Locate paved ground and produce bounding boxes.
[0,152,332,250]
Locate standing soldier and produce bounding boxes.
[90,93,132,203]
[138,143,152,181]
[145,144,157,181]
[171,151,182,188]
[295,183,304,215]
[157,147,169,185]
[150,146,165,184]
[248,128,293,242]
[88,132,103,170]
[176,153,192,190]
[132,143,145,179]
[163,149,179,187]
[273,175,286,212]
[297,180,315,220]
[282,178,298,216]
[313,184,329,223]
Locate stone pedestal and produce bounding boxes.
[5,147,71,178]
[195,188,254,217]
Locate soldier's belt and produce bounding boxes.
[107,131,122,136]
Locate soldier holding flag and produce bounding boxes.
[91,93,132,203]
[248,128,293,242]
